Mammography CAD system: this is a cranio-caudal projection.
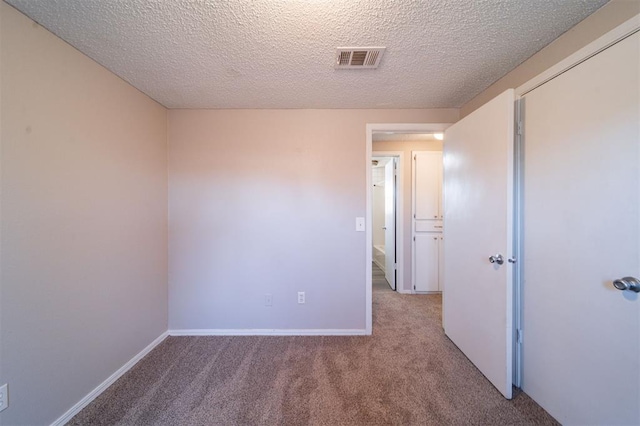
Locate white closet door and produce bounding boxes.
[414,152,442,220]
[522,32,639,425]
[414,234,439,292]
[413,151,443,293]
[443,89,515,399]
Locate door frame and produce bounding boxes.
[372,152,401,291]
[515,15,639,98]
[366,123,451,334]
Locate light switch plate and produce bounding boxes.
[355,217,365,232]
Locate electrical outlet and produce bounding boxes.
[0,383,8,412]
[297,291,305,304]
[265,293,272,307]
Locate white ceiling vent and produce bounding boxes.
[335,47,386,69]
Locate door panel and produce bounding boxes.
[384,159,396,289]
[522,33,639,425]
[414,152,442,220]
[414,234,438,292]
[443,89,515,399]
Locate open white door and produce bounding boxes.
[443,89,515,399]
[384,159,396,289]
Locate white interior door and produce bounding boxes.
[384,159,396,289]
[443,89,515,399]
[521,32,639,425]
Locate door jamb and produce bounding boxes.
[366,123,451,334]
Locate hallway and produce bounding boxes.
[372,262,393,293]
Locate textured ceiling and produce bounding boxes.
[6,0,608,109]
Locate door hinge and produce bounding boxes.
[413,285,416,290]
[394,263,397,270]
[413,236,415,241]
[517,121,523,135]
[516,329,523,344]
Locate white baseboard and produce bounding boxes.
[51,331,169,426]
[169,329,367,336]
[372,258,386,271]
[396,288,414,294]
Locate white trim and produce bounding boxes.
[168,329,367,336]
[366,123,452,334]
[372,150,404,294]
[366,126,373,335]
[513,98,525,389]
[50,331,169,426]
[516,14,640,97]
[372,257,386,271]
[396,288,414,295]
[504,90,516,399]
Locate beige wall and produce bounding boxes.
[460,0,640,117]
[168,109,457,330]
[373,140,443,293]
[0,4,168,425]
[0,0,633,422]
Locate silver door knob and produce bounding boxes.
[613,276,640,293]
[489,254,504,265]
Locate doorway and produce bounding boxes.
[371,156,397,291]
[365,124,451,334]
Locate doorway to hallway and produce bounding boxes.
[371,155,397,290]
[365,124,451,334]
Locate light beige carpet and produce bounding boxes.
[69,276,557,425]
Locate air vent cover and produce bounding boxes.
[335,47,386,69]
